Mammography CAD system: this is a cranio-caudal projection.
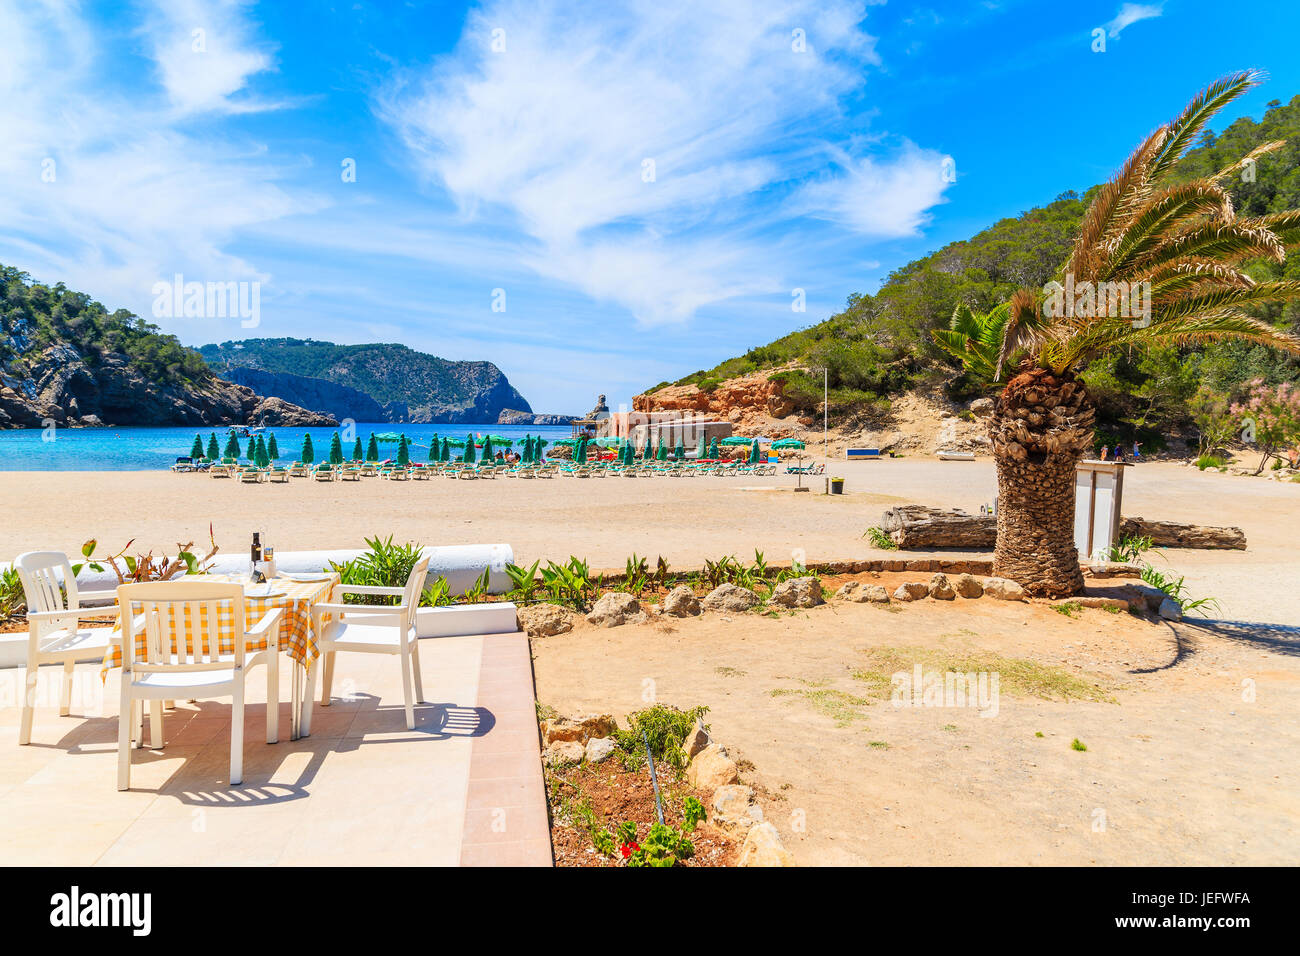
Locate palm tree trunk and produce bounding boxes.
[989,368,1095,598]
[993,451,1085,597]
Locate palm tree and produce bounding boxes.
[934,71,1300,597]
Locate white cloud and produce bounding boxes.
[1105,3,1163,39]
[378,0,951,326]
[0,0,316,318]
[143,0,278,115]
[794,142,953,238]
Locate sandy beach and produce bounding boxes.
[2,459,1296,623]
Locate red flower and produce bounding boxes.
[619,842,640,859]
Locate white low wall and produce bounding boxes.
[5,544,514,599]
[1,544,519,669]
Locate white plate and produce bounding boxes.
[245,585,287,598]
[282,572,329,583]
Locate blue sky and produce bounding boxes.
[3,0,1299,414]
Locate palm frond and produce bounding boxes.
[1209,139,1286,185]
[1149,70,1264,181]
[1067,128,1166,280]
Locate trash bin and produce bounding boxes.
[830,477,844,495]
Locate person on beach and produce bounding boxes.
[1133,441,1142,462]
[1100,445,1109,461]
[1115,444,1125,462]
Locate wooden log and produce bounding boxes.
[879,505,996,550]
[1119,517,1247,550]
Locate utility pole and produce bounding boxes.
[809,366,829,493]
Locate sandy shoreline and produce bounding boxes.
[1,460,1296,622]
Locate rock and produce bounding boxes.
[662,585,702,617]
[586,592,641,628]
[516,602,578,637]
[738,822,796,867]
[711,784,764,838]
[836,581,865,601]
[543,740,584,766]
[969,397,994,418]
[681,721,711,760]
[585,736,617,764]
[540,713,616,746]
[1117,584,1167,613]
[1158,597,1183,621]
[953,573,984,598]
[701,583,761,613]
[928,573,956,600]
[983,577,1027,601]
[893,582,928,602]
[837,581,890,603]
[685,743,739,790]
[769,576,824,608]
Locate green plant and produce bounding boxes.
[74,528,219,583]
[613,704,709,773]
[1139,565,1222,616]
[541,556,597,611]
[1071,738,1088,752]
[463,567,492,604]
[422,575,453,607]
[682,796,707,833]
[328,535,422,606]
[626,822,694,867]
[1195,454,1227,470]
[1107,533,1156,563]
[864,526,898,550]
[504,560,542,603]
[592,828,617,857]
[0,567,25,619]
[1054,601,1082,618]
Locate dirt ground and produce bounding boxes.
[531,580,1300,866]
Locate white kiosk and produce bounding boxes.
[1074,461,1129,560]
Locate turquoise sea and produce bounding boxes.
[0,423,576,471]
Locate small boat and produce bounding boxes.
[937,450,976,461]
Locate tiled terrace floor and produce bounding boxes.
[0,632,551,866]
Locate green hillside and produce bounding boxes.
[650,95,1300,438]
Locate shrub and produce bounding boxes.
[613,704,709,772]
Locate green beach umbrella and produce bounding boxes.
[301,434,315,465]
[207,433,220,460]
[641,435,652,461]
[397,435,410,467]
[749,439,761,463]
[246,438,258,462]
[771,438,805,449]
[225,432,242,460]
[328,433,344,465]
[366,433,379,462]
[463,433,476,463]
[352,437,363,461]
[521,436,531,464]
[696,433,706,460]
[708,438,719,459]
[656,438,667,461]
[482,436,495,460]
[674,438,685,461]
[267,433,280,460]
[254,435,268,466]
[536,439,548,460]
[189,434,204,459]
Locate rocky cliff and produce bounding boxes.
[0,343,335,429]
[221,366,387,422]
[497,409,578,426]
[200,338,533,424]
[634,371,801,436]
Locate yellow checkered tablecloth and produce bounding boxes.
[102,573,339,675]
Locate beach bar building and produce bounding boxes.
[602,410,733,455]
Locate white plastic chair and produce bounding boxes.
[302,558,429,733]
[116,582,283,790]
[14,551,122,746]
